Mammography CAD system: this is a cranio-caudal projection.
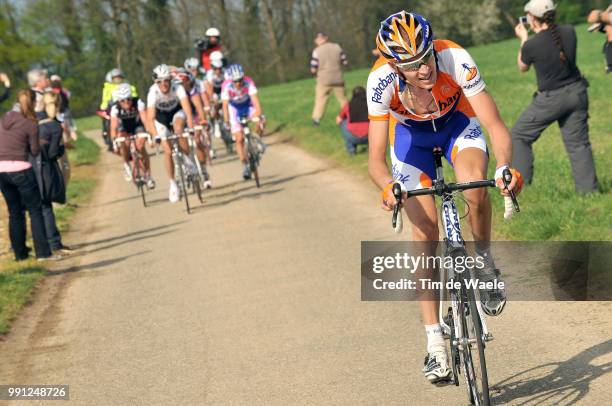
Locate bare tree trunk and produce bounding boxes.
[260,0,286,82]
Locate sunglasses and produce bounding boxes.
[396,46,434,72]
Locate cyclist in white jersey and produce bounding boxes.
[146,64,194,203]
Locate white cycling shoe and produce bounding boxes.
[168,181,180,203]
[422,349,452,383]
[146,177,156,190]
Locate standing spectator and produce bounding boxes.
[32,91,72,255]
[587,4,612,73]
[195,28,225,71]
[512,0,598,193]
[0,72,11,104]
[27,69,50,112]
[0,89,53,261]
[50,74,78,142]
[335,86,369,156]
[310,32,348,126]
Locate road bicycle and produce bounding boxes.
[211,99,234,154]
[391,147,519,406]
[239,116,263,188]
[186,125,212,190]
[166,128,204,214]
[114,133,152,208]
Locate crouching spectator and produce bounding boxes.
[32,91,73,255]
[335,86,369,156]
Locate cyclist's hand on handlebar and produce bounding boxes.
[381,182,400,211]
[494,165,523,196]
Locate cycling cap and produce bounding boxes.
[376,11,433,64]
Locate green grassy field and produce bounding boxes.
[259,24,611,241]
[0,119,100,334]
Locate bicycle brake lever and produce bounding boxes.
[392,183,403,233]
[502,169,520,213]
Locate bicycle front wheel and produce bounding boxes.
[175,154,191,214]
[461,286,490,405]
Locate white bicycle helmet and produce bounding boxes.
[205,27,221,37]
[211,58,223,69]
[184,57,199,70]
[109,68,124,79]
[112,83,133,102]
[152,64,172,81]
[227,64,244,81]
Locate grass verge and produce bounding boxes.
[0,119,100,334]
[258,24,611,241]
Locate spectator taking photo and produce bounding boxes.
[512,0,599,194]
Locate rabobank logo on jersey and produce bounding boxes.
[371,71,397,104]
[461,63,478,81]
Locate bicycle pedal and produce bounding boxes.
[483,333,494,342]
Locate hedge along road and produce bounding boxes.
[0,131,609,405]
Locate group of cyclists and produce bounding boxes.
[96,12,526,390]
[98,28,266,203]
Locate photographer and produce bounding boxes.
[194,28,225,72]
[587,3,612,73]
[512,0,598,194]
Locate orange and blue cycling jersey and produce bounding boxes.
[366,39,489,190]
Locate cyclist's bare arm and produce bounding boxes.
[179,97,194,129]
[146,107,158,137]
[368,120,397,210]
[138,111,148,132]
[199,91,211,118]
[467,90,518,193]
[251,94,263,117]
[222,100,230,125]
[191,94,206,124]
[110,115,119,139]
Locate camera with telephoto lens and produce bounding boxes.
[193,37,210,50]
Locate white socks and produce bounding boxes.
[425,323,445,353]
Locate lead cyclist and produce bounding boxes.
[367,11,524,383]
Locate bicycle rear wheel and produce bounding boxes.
[461,285,490,405]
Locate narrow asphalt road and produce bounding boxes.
[0,131,609,405]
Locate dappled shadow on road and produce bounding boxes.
[67,229,178,260]
[190,188,283,212]
[86,193,144,208]
[491,339,612,405]
[72,221,186,249]
[47,250,150,276]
